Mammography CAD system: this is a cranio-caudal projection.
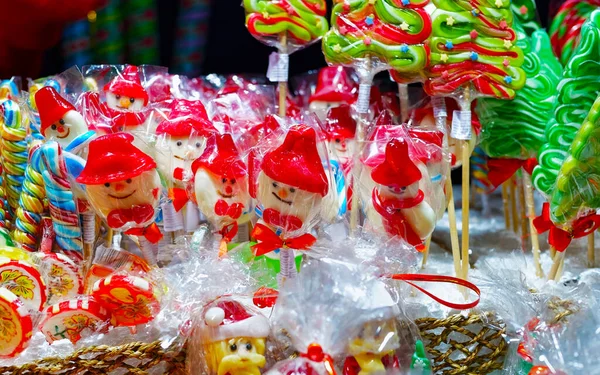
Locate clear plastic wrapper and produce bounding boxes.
[192,133,254,253]
[243,0,329,54]
[356,125,439,250]
[248,120,334,282]
[308,66,358,121]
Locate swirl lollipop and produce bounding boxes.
[193,134,252,255]
[0,287,33,357]
[244,0,328,116]
[250,124,328,283]
[76,133,163,265]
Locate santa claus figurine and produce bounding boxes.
[252,125,329,280]
[343,282,401,375]
[35,86,91,151]
[193,133,252,250]
[155,99,216,234]
[309,67,356,122]
[191,297,270,375]
[103,65,149,132]
[360,138,436,249]
[76,133,163,262]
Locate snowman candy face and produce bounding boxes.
[106,91,146,112]
[377,180,420,201]
[195,170,251,221]
[157,136,206,184]
[43,110,88,147]
[257,172,322,227]
[328,136,355,167]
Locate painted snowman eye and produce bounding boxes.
[51,124,57,130]
[222,178,227,183]
[195,142,201,148]
[272,182,278,188]
[129,98,135,104]
[289,187,296,193]
[126,178,132,184]
[335,138,341,144]
[104,183,110,187]
[116,95,121,100]
[231,179,236,184]
[176,141,183,147]
[230,343,237,352]
[246,343,252,351]
[59,119,65,125]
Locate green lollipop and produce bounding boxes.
[532,10,600,197]
[477,23,563,159]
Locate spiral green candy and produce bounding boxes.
[11,144,46,252]
[550,93,600,224]
[322,0,431,75]
[425,0,526,99]
[511,0,540,36]
[0,100,28,223]
[532,10,600,197]
[244,0,328,51]
[477,25,563,159]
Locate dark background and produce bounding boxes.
[40,0,553,78]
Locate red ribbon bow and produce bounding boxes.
[169,187,189,212]
[214,199,243,219]
[107,204,154,229]
[262,208,303,232]
[126,222,164,244]
[486,157,538,192]
[533,203,600,252]
[251,223,316,257]
[300,343,337,375]
[384,273,481,310]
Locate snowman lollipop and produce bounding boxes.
[308,66,357,122]
[359,138,435,250]
[155,99,217,235]
[76,133,163,265]
[251,125,328,282]
[193,134,252,254]
[103,65,149,132]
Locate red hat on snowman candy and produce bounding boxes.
[371,138,422,188]
[76,133,156,185]
[103,65,149,105]
[35,86,78,136]
[261,125,328,197]
[192,133,246,179]
[155,99,216,137]
[309,66,357,105]
[200,299,270,342]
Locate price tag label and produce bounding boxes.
[82,212,95,244]
[432,96,447,118]
[450,110,472,140]
[267,53,289,82]
[162,201,184,232]
[357,83,371,114]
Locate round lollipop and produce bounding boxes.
[39,297,109,344]
[0,287,33,357]
[76,133,163,265]
[102,65,150,132]
[36,252,83,305]
[91,274,160,327]
[0,257,47,311]
[193,134,252,254]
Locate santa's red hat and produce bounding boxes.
[103,65,149,105]
[262,125,328,197]
[325,105,356,140]
[371,138,422,187]
[192,134,246,179]
[76,133,156,184]
[199,299,270,342]
[35,86,77,136]
[309,67,356,104]
[155,99,215,137]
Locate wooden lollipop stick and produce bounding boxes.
[460,140,470,280]
[523,171,544,278]
[547,249,565,281]
[398,83,409,122]
[588,233,595,268]
[278,34,287,118]
[501,181,511,230]
[510,175,519,233]
[421,234,432,269]
[445,173,462,278]
[517,174,528,250]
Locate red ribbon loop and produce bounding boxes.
[219,222,239,243]
[126,223,164,244]
[534,203,600,252]
[384,273,481,310]
[251,223,316,257]
[300,343,337,375]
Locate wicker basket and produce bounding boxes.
[0,340,186,375]
[416,312,508,375]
